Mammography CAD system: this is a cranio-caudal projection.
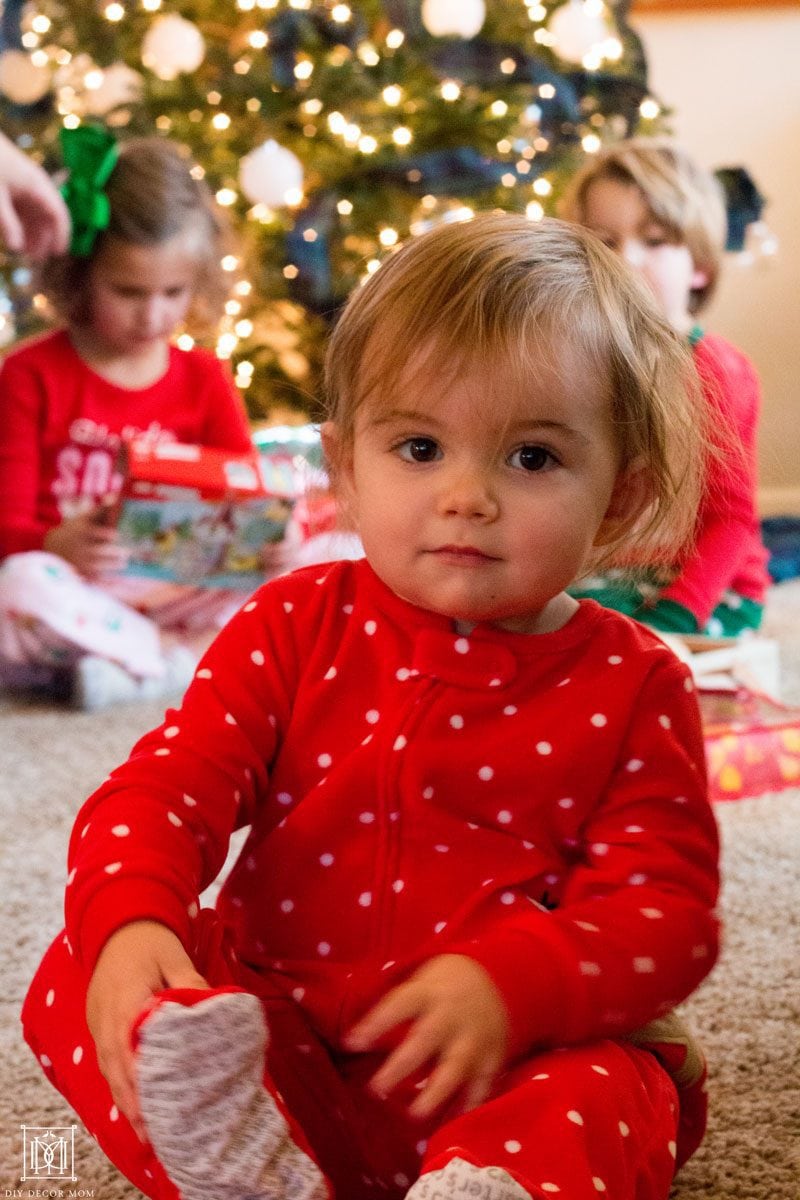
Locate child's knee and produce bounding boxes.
[0,551,79,602]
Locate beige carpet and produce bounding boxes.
[1,582,799,1197]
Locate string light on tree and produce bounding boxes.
[421,0,486,40]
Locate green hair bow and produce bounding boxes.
[59,125,120,257]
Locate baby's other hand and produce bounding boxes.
[345,954,509,1119]
[44,507,129,579]
[86,920,210,1140]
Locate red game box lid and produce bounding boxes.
[119,439,294,501]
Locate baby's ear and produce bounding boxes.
[691,264,709,291]
[320,421,355,503]
[321,421,348,472]
[320,421,340,471]
[594,458,655,548]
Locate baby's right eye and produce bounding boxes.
[396,437,441,463]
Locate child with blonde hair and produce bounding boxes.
[24,214,719,1200]
[0,127,253,707]
[561,136,770,637]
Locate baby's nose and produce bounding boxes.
[440,467,499,520]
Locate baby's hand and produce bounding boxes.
[345,954,509,1119]
[44,507,129,579]
[86,921,210,1140]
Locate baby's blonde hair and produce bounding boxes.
[560,137,727,314]
[325,212,707,572]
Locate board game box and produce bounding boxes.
[114,439,299,589]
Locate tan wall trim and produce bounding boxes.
[759,488,800,518]
[633,2,799,11]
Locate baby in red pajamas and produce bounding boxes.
[24,214,720,1200]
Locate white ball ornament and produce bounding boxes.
[547,0,613,65]
[0,50,51,105]
[421,0,486,40]
[240,140,304,208]
[142,15,206,81]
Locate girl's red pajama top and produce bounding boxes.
[0,328,252,559]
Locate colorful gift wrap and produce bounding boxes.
[700,688,800,801]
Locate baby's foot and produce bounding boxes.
[135,989,328,1200]
[405,1158,532,1200]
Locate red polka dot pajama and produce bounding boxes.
[23,559,720,1200]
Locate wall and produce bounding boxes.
[630,6,800,513]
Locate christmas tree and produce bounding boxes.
[0,0,661,423]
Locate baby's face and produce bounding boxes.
[580,176,706,335]
[338,348,626,635]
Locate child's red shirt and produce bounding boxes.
[661,333,771,623]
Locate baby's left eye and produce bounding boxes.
[509,445,554,472]
[397,437,441,463]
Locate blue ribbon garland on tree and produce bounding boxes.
[0,0,24,51]
[266,8,367,88]
[382,0,424,39]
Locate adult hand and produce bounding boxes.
[86,921,210,1140]
[0,131,70,259]
[43,507,129,579]
[345,954,510,1119]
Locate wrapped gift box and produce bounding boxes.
[701,688,800,801]
[114,439,297,589]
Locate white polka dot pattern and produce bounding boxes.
[61,559,716,1113]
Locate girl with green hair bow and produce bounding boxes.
[0,125,256,709]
